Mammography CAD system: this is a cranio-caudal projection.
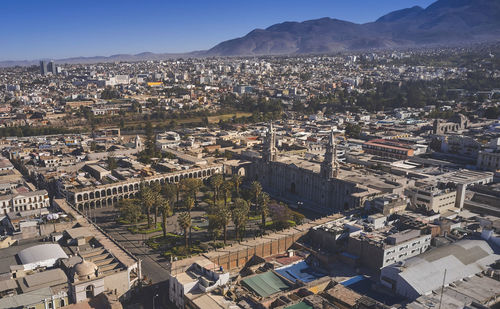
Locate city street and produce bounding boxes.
[90,207,172,284]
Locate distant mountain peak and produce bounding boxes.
[376,6,424,23]
[207,0,500,56]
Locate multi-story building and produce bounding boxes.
[64,164,223,211]
[346,229,431,270]
[405,185,457,214]
[169,256,229,309]
[477,150,500,171]
[0,189,50,215]
[362,139,414,159]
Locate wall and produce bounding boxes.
[205,230,306,271]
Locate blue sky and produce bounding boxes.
[0,0,435,61]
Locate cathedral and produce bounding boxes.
[247,123,368,214]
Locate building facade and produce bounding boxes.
[246,124,367,214]
[0,189,50,215]
[64,164,223,211]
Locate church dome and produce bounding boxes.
[74,260,98,278]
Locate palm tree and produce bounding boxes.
[177,212,191,249]
[232,198,249,241]
[181,178,203,205]
[160,199,171,238]
[117,199,142,225]
[209,174,224,204]
[257,192,270,230]
[214,202,231,245]
[220,180,233,208]
[250,181,262,210]
[152,190,162,226]
[184,196,195,215]
[140,185,155,229]
[232,174,243,197]
[161,182,177,205]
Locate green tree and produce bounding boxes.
[209,174,224,204]
[214,202,231,245]
[161,182,177,205]
[231,174,243,197]
[140,184,155,229]
[160,199,171,238]
[250,181,262,209]
[183,196,195,215]
[257,192,270,230]
[180,178,203,205]
[345,123,362,138]
[232,198,249,241]
[117,199,142,225]
[220,180,233,208]
[207,214,223,242]
[177,212,191,248]
[107,156,118,170]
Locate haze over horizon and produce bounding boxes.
[1,0,435,61]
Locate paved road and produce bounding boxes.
[89,207,172,284]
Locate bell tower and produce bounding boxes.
[320,129,339,179]
[263,122,277,162]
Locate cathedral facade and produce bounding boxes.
[247,123,366,214]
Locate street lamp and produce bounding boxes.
[153,293,159,309]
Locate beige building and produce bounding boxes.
[405,185,457,213]
[477,150,500,172]
[0,189,49,215]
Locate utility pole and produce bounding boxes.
[438,269,447,309]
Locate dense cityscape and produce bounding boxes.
[1,1,500,309]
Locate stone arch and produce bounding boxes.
[77,195,82,202]
[101,189,106,197]
[95,191,100,198]
[112,188,117,195]
[107,189,112,196]
[175,175,179,182]
[83,193,89,200]
[237,167,246,176]
[89,192,94,199]
[129,184,134,191]
[118,187,123,194]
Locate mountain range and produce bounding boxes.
[207,0,500,56]
[1,0,499,67]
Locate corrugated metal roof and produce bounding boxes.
[241,271,290,298]
[390,239,499,296]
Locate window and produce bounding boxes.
[86,285,95,298]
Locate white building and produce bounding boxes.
[169,256,230,308]
[0,189,50,214]
[380,239,500,300]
